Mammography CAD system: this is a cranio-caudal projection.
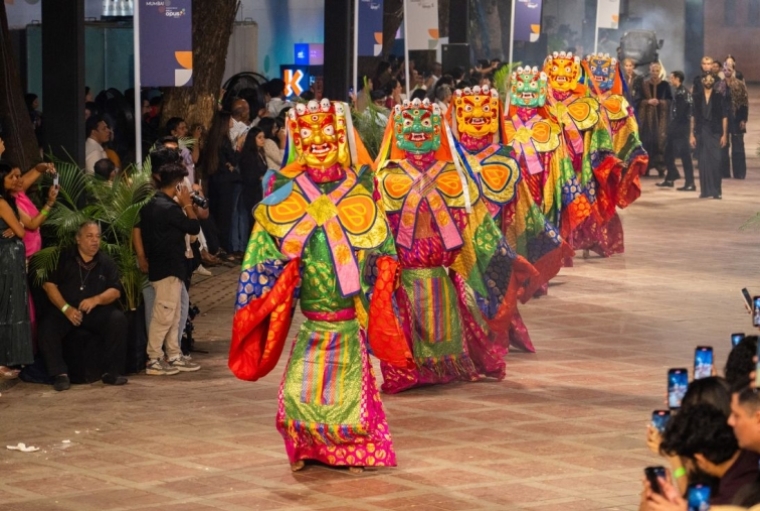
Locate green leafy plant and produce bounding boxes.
[30,157,154,311]
[351,80,389,161]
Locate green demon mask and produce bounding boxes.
[510,66,548,108]
[393,98,442,154]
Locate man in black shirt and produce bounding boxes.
[139,162,201,375]
[39,221,128,391]
[658,71,695,189]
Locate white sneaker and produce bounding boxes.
[194,265,212,276]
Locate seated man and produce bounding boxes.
[660,404,758,505]
[38,221,128,391]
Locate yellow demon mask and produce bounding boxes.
[287,99,350,169]
[543,51,582,92]
[452,85,500,139]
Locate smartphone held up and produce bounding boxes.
[693,346,713,380]
[667,368,688,409]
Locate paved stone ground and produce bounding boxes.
[2,91,760,511]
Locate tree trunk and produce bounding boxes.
[382,0,403,59]
[0,4,41,170]
[160,0,239,130]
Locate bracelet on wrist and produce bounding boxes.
[61,304,70,314]
[41,209,50,217]
[672,466,687,479]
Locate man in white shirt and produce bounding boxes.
[84,115,110,175]
[265,79,293,117]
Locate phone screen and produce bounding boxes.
[651,410,671,433]
[694,346,713,380]
[645,466,667,495]
[753,296,760,327]
[732,333,745,347]
[755,337,760,390]
[668,368,688,409]
[687,484,711,511]
[53,175,59,187]
[743,288,753,313]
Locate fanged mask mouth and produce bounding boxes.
[468,117,486,126]
[521,93,536,101]
[555,76,567,83]
[408,133,427,142]
[594,75,604,82]
[310,143,332,156]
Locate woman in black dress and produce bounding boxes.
[691,74,728,199]
[238,127,268,234]
[0,162,33,378]
[200,111,241,259]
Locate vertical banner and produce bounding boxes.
[139,0,193,87]
[405,0,439,51]
[513,0,543,43]
[358,0,384,56]
[596,0,621,29]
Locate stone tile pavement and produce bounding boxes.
[2,92,760,510]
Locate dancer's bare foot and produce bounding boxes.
[348,466,364,474]
[290,460,305,472]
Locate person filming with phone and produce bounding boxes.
[138,162,201,376]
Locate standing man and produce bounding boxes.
[84,115,110,175]
[658,71,695,190]
[139,163,202,375]
[38,222,129,391]
[691,74,728,200]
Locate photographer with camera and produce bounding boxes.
[139,162,201,375]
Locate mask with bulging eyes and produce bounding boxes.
[392,99,442,154]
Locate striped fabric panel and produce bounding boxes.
[413,277,453,344]
[300,331,344,406]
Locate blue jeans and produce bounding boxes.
[229,184,250,253]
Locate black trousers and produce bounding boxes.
[721,133,746,179]
[664,133,695,185]
[37,305,127,377]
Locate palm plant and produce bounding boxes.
[351,84,389,161]
[30,157,154,311]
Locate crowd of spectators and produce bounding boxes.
[639,334,760,510]
[0,74,296,389]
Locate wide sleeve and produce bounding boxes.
[229,223,301,381]
[450,199,539,333]
[354,167,414,369]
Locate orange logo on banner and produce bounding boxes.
[284,69,305,97]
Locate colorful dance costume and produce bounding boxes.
[449,85,572,352]
[375,98,539,393]
[574,53,648,256]
[585,54,647,208]
[503,67,587,244]
[229,99,412,470]
[542,52,624,253]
